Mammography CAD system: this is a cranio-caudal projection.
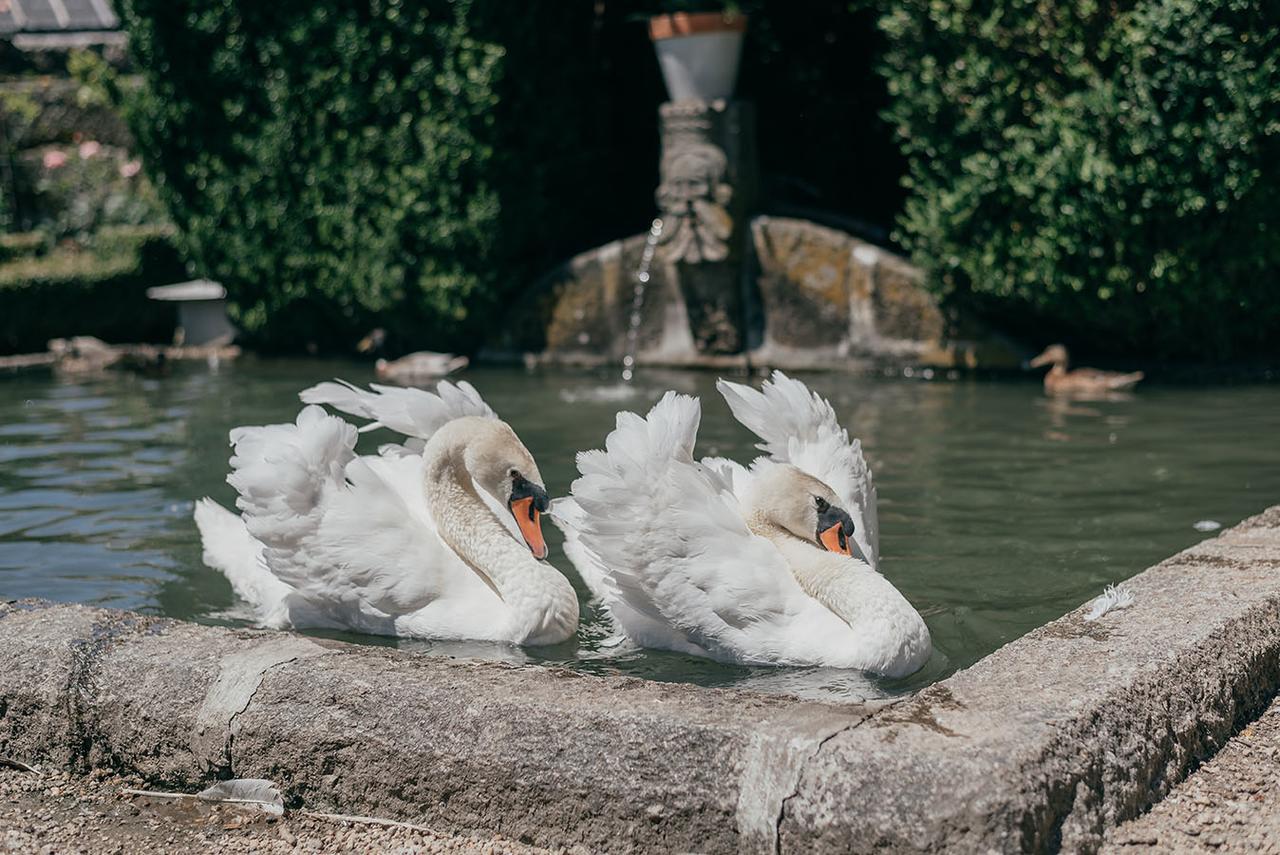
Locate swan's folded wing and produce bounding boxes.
[299,378,496,440]
[717,371,879,566]
[569,392,810,660]
[227,406,446,615]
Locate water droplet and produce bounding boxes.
[1193,520,1222,532]
[637,272,650,283]
[623,355,634,367]
[630,313,642,326]
[622,369,633,381]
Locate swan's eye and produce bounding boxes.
[814,496,829,512]
[509,469,521,480]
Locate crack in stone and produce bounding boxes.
[192,637,328,778]
[224,656,301,778]
[769,698,908,855]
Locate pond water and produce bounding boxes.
[1,359,1277,701]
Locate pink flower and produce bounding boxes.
[120,160,142,178]
[79,141,101,159]
[42,150,67,170]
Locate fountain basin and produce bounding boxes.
[489,216,1022,372]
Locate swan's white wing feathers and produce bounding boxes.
[566,392,810,661]
[299,378,496,439]
[698,455,754,499]
[227,405,450,615]
[717,371,879,565]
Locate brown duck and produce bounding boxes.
[1029,344,1143,396]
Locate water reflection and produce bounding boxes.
[1,360,1278,701]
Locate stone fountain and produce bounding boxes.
[490,92,1018,374]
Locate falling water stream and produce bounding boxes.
[621,218,664,383]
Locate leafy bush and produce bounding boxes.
[879,0,1280,359]
[0,225,185,353]
[116,0,619,353]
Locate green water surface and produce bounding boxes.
[1,360,1277,700]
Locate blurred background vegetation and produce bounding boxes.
[0,0,1275,360]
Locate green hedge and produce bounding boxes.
[0,225,185,353]
[879,0,1280,359]
[116,0,619,354]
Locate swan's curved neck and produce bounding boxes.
[748,515,867,626]
[422,432,577,644]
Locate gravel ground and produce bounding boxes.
[1104,695,1280,853]
[0,766,560,855]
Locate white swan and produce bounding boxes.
[194,380,579,646]
[553,372,931,677]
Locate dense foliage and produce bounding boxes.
[879,0,1280,358]
[115,0,905,352]
[117,1,616,352]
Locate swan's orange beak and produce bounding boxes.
[819,522,852,556]
[510,496,548,560]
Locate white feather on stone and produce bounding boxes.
[196,779,285,815]
[1083,583,1136,621]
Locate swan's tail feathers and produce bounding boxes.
[716,370,842,461]
[717,371,880,567]
[1109,371,1144,390]
[602,390,701,469]
[227,405,358,543]
[565,392,704,617]
[225,407,443,617]
[193,498,294,624]
[299,378,496,440]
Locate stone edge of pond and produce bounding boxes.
[0,505,1277,854]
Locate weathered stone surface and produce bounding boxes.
[492,216,1021,373]
[872,251,946,344]
[751,217,852,350]
[497,231,703,368]
[232,654,858,852]
[1103,689,1280,852]
[2,507,1278,853]
[92,626,329,785]
[780,506,1280,853]
[0,602,156,769]
[0,599,859,853]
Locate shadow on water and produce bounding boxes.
[1,359,1278,701]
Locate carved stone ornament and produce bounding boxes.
[655,109,735,264]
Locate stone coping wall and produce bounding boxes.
[1,505,1278,853]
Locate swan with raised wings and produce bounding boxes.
[553,372,930,677]
[193,380,579,645]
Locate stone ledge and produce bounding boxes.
[1,505,1278,853]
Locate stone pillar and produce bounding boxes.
[655,100,758,355]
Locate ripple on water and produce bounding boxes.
[0,362,1277,701]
